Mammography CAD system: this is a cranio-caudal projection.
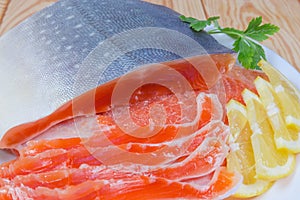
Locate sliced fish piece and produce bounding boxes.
[1,54,235,149]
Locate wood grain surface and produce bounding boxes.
[0,0,299,72]
[0,0,9,24]
[0,0,56,34]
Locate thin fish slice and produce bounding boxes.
[4,137,227,189]
[0,147,101,179]
[0,120,227,179]
[1,165,135,189]
[17,92,222,158]
[0,167,241,200]
[222,65,268,103]
[1,53,234,150]
[149,137,228,180]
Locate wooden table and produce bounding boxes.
[0,0,299,72]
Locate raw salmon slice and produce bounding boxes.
[0,53,235,149]
[0,123,232,198]
[0,165,135,190]
[222,65,268,103]
[0,167,241,200]
[0,120,227,179]
[0,53,268,199]
[19,138,82,157]
[0,146,102,179]
[2,141,226,190]
[16,92,221,164]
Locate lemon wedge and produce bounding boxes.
[258,60,300,132]
[242,89,295,181]
[254,76,300,153]
[226,100,272,198]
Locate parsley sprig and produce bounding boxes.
[180,16,280,69]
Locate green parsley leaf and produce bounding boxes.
[233,38,254,69]
[233,37,266,69]
[180,15,220,32]
[179,15,198,24]
[180,15,279,69]
[190,20,210,32]
[244,16,280,41]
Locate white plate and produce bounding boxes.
[0,34,299,200]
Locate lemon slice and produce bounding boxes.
[254,77,300,153]
[258,60,300,131]
[226,100,272,198]
[242,89,295,181]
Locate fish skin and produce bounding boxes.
[0,0,232,138]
